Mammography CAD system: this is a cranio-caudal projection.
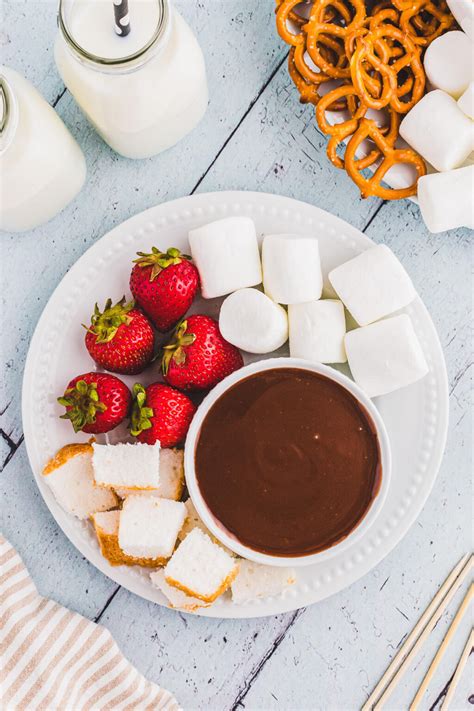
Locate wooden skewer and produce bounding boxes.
[362,553,472,711]
[440,628,474,711]
[410,585,474,710]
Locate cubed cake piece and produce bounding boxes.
[289,299,347,363]
[231,560,296,604]
[43,443,117,519]
[92,511,165,568]
[262,234,323,304]
[188,217,262,298]
[114,448,184,501]
[118,495,186,559]
[345,314,429,398]
[92,442,160,489]
[329,245,416,326]
[150,569,210,611]
[165,529,239,603]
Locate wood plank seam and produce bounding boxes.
[190,51,289,196]
[229,607,306,710]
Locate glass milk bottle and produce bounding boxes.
[54,0,208,159]
[0,67,86,232]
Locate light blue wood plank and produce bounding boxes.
[3,0,64,105]
[195,59,384,230]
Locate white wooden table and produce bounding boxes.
[2,3,472,709]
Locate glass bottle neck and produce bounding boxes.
[57,0,171,72]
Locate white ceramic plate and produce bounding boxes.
[22,191,449,618]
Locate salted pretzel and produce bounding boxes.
[288,48,349,109]
[317,85,401,169]
[349,25,425,113]
[344,118,426,199]
[400,0,454,45]
[275,0,308,45]
[293,33,347,86]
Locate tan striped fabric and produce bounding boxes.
[0,536,180,711]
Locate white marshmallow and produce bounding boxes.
[400,90,474,172]
[328,245,416,327]
[418,166,474,233]
[424,31,473,99]
[188,217,262,298]
[262,234,323,304]
[458,81,474,119]
[445,0,473,39]
[345,315,429,398]
[289,299,347,363]
[219,288,288,354]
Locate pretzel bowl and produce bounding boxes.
[275,0,457,200]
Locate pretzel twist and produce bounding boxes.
[344,118,426,199]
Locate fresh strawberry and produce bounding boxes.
[84,297,154,375]
[161,315,243,391]
[58,372,131,434]
[130,382,196,447]
[129,247,199,332]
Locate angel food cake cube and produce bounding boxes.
[345,314,429,398]
[289,299,347,363]
[92,510,165,568]
[150,569,209,612]
[188,216,262,298]
[165,528,239,603]
[43,443,117,519]
[92,441,160,489]
[329,245,416,326]
[231,561,296,604]
[118,495,186,560]
[114,448,184,501]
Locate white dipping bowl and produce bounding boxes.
[184,357,392,567]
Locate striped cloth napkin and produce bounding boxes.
[0,536,179,711]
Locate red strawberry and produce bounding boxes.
[84,297,154,375]
[58,372,131,434]
[130,382,196,447]
[161,315,243,391]
[130,247,199,332]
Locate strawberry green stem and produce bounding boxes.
[57,380,107,433]
[132,247,191,281]
[130,383,154,436]
[84,296,134,344]
[161,320,196,376]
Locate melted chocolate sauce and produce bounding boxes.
[195,368,381,557]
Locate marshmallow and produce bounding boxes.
[418,165,474,233]
[188,217,262,299]
[458,81,474,119]
[445,0,473,39]
[219,288,288,354]
[424,31,473,99]
[400,90,474,171]
[262,234,323,304]
[345,315,429,398]
[289,299,347,363]
[328,245,416,327]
